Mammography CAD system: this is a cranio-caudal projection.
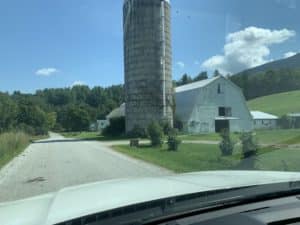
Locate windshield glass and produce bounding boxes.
[0,0,300,204]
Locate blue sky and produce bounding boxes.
[0,0,299,93]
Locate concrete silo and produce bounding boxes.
[123,0,173,132]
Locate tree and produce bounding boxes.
[219,129,234,156]
[240,132,258,160]
[194,71,208,82]
[0,93,17,133]
[147,122,164,147]
[46,112,57,130]
[177,73,192,86]
[60,105,90,132]
[16,100,49,135]
[213,69,221,77]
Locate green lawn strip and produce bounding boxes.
[178,133,221,141]
[113,143,240,173]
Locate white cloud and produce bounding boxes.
[284,51,297,58]
[71,80,86,87]
[36,68,59,76]
[202,26,296,74]
[176,61,185,69]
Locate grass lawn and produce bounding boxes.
[178,133,222,141]
[247,90,300,116]
[254,129,300,145]
[179,129,300,145]
[114,143,240,173]
[257,148,300,171]
[113,143,300,173]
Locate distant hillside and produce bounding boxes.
[247,90,300,116]
[230,67,300,100]
[236,53,300,76]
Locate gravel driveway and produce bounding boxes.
[0,133,171,202]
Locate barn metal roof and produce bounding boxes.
[106,103,125,119]
[175,76,220,93]
[287,113,300,117]
[251,111,278,120]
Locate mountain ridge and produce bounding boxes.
[235,53,300,76]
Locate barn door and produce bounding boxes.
[215,120,229,133]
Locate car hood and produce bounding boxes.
[1,170,300,225]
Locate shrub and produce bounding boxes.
[219,129,234,156]
[240,132,258,159]
[167,128,181,151]
[279,115,293,129]
[147,122,164,147]
[127,125,148,138]
[174,116,184,131]
[160,121,173,135]
[103,117,125,137]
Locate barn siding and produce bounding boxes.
[176,76,253,134]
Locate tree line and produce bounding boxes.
[0,85,124,135]
[229,68,300,100]
[2,67,300,135]
[176,68,300,101]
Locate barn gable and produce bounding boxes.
[175,76,253,133]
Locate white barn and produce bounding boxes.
[175,76,253,133]
[251,111,278,130]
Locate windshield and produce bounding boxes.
[0,0,300,204]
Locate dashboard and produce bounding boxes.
[158,195,300,225]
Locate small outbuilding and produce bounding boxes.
[251,111,278,130]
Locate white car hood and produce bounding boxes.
[1,170,300,225]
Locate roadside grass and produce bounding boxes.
[0,132,30,170]
[113,144,240,173]
[61,131,130,141]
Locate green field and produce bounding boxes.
[247,90,300,116]
[114,143,300,173]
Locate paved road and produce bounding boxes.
[0,133,171,202]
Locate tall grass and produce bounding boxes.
[0,132,30,169]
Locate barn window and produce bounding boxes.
[217,84,221,94]
[218,107,232,117]
[219,107,225,116]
